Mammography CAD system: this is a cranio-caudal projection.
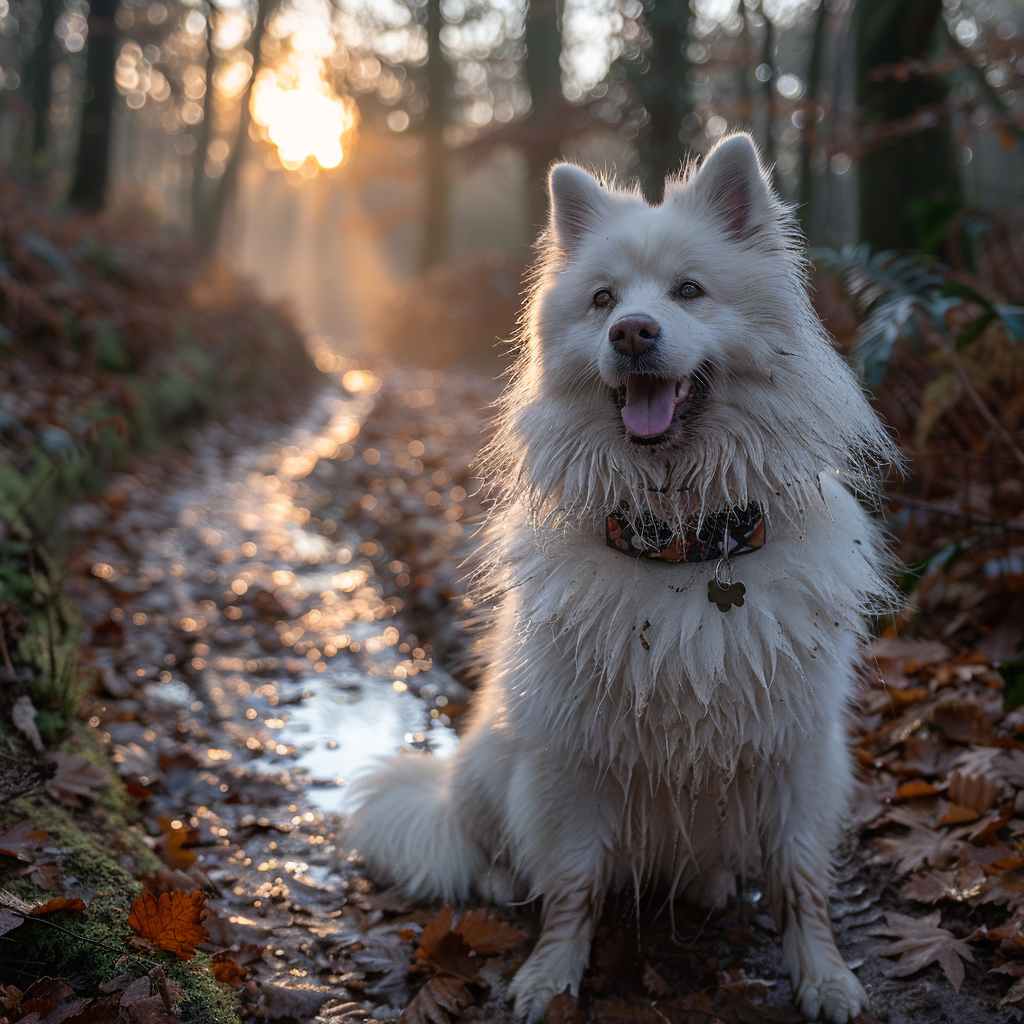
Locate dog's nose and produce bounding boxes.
[609,315,660,358]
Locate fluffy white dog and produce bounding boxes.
[349,132,896,1023]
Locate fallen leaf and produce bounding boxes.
[31,897,87,915]
[872,637,953,670]
[210,951,251,987]
[872,910,975,991]
[873,819,966,876]
[12,695,44,752]
[44,752,107,806]
[893,779,939,801]
[901,860,987,904]
[156,816,197,870]
[253,979,331,1021]
[128,890,209,959]
[0,820,50,861]
[398,975,473,1024]
[452,907,528,955]
[977,868,1024,910]
[544,988,582,1023]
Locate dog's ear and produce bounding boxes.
[682,133,773,240]
[548,164,611,253]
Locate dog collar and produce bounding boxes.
[605,501,768,563]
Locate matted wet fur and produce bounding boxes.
[348,133,897,1022]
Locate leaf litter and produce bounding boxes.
[5,362,1024,1023]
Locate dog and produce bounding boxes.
[348,132,897,1022]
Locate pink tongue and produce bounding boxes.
[622,376,678,438]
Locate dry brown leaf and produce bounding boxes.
[0,820,49,861]
[872,910,975,991]
[210,951,251,987]
[938,803,981,826]
[31,897,87,915]
[872,637,953,669]
[128,890,209,959]
[976,868,1024,910]
[44,752,107,806]
[397,975,473,1024]
[892,779,939,801]
[544,989,582,1023]
[873,820,966,876]
[415,905,453,962]
[933,701,1005,747]
[901,860,987,904]
[452,907,528,955]
[156,816,197,870]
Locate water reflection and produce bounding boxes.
[79,357,493,816]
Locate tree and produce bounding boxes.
[854,0,962,251]
[26,0,60,171]
[203,0,279,251]
[627,0,692,199]
[68,0,119,208]
[418,0,452,271]
[522,0,563,235]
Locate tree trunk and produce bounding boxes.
[419,0,451,272]
[523,0,562,237]
[854,0,962,251]
[68,0,119,209]
[203,0,274,251]
[634,0,691,200]
[796,0,828,240]
[192,4,218,235]
[27,0,59,171]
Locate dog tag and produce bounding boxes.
[708,578,746,612]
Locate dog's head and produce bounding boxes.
[492,133,895,520]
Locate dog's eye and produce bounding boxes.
[592,289,614,309]
[676,281,702,300]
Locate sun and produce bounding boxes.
[251,67,358,172]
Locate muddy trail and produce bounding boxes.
[65,361,1023,1024]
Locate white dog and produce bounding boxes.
[349,133,896,1023]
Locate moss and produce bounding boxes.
[0,796,238,1020]
[8,797,144,896]
[167,957,242,1024]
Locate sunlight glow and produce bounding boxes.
[251,71,358,170]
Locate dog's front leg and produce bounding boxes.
[507,869,607,1021]
[765,822,868,1023]
[504,764,612,1022]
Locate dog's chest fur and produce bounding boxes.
[477,474,872,889]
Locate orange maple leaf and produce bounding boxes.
[128,890,209,959]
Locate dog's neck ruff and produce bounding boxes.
[605,502,768,563]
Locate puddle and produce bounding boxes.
[71,360,495,816]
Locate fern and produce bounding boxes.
[813,245,1024,386]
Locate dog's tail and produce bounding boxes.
[346,755,488,903]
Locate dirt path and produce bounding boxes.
[67,364,1023,1024]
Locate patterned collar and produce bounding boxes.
[605,501,768,563]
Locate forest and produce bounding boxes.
[2,0,1024,1022]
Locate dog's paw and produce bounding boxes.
[794,965,868,1023]
[507,960,577,1023]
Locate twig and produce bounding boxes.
[1,906,160,968]
[885,492,1024,533]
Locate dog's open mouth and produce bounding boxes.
[619,374,693,443]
